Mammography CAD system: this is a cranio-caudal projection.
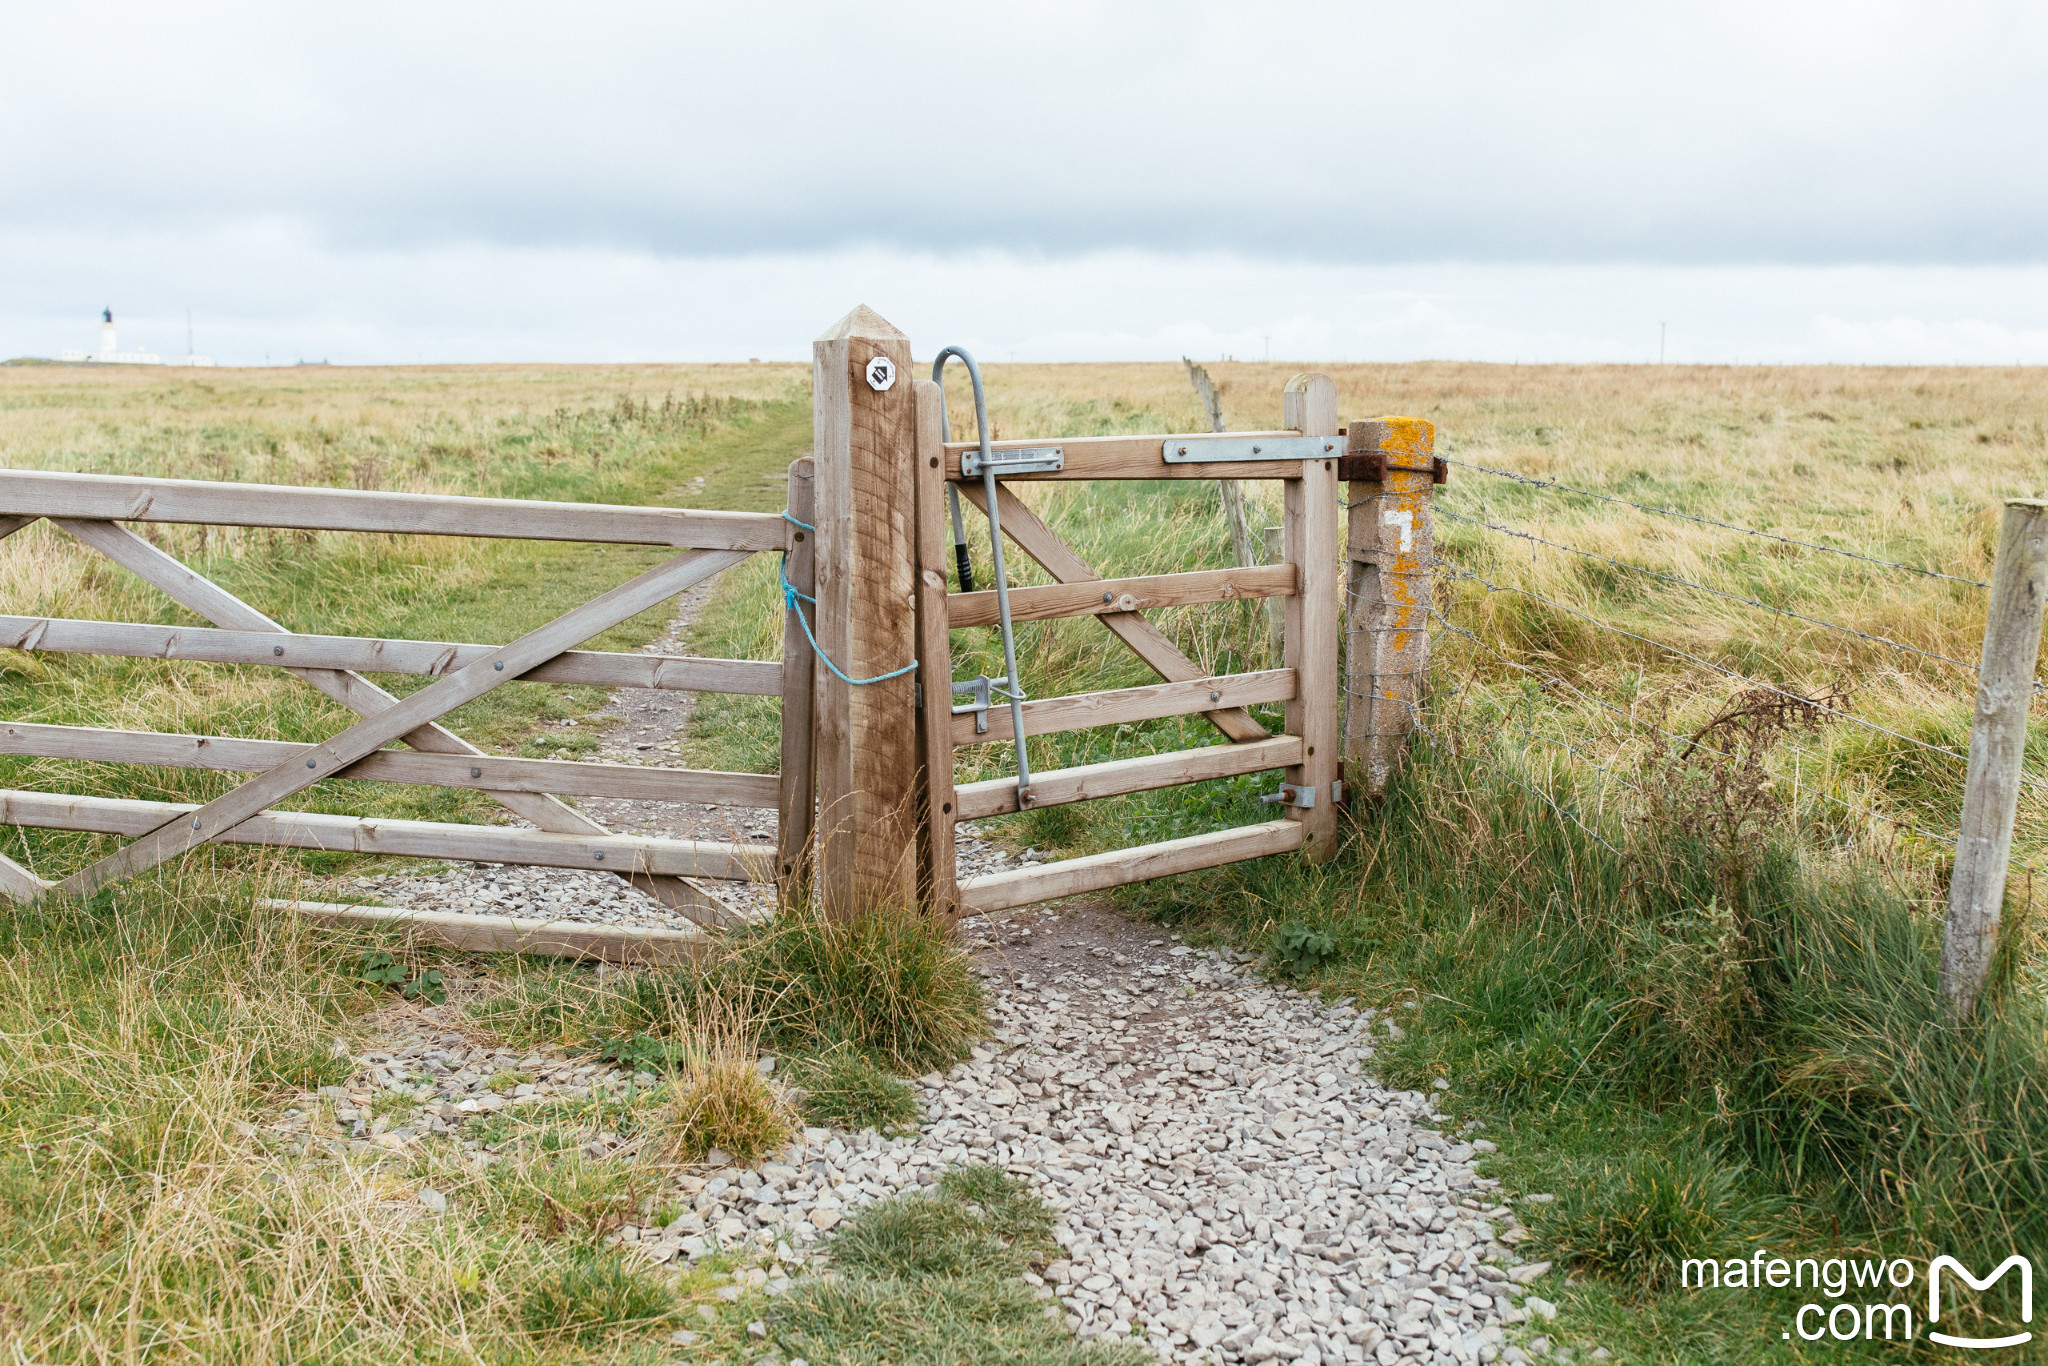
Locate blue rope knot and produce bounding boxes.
[779,512,916,686]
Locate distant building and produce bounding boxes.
[56,309,211,366]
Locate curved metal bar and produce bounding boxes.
[933,347,1031,804]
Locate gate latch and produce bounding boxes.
[1260,782,1318,809]
[950,674,1006,735]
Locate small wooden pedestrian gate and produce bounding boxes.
[0,304,1438,934]
[808,306,1437,922]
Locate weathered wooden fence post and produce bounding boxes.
[811,306,920,917]
[1940,498,2048,1016]
[1282,373,1340,863]
[1341,417,1439,802]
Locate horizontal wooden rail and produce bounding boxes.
[957,819,1303,914]
[951,668,1294,747]
[0,616,782,695]
[949,563,1295,629]
[942,431,1340,482]
[0,723,779,806]
[0,470,788,551]
[271,899,705,965]
[0,790,777,881]
[954,735,1300,820]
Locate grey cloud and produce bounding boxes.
[4,1,2045,264]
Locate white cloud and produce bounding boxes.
[9,227,2048,366]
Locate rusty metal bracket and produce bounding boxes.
[1336,450,1448,484]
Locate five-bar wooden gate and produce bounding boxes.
[0,471,815,931]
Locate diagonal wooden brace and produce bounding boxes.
[57,520,741,927]
[0,849,52,901]
[959,483,1269,742]
[53,538,748,901]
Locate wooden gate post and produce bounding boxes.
[1282,374,1340,863]
[1941,498,2048,1017]
[777,455,817,886]
[912,377,959,920]
[811,306,919,917]
[1342,417,1439,801]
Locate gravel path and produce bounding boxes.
[323,578,1572,1364]
[305,904,1565,1365]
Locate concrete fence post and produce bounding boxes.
[1341,417,1440,802]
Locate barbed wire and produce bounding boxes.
[1438,454,1991,588]
[1434,556,2048,793]
[1404,709,1624,856]
[1426,609,1966,846]
[1434,506,2005,684]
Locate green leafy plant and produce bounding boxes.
[357,948,407,988]
[402,969,446,1005]
[358,950,446,1005]
[596,1031,693,1073]
[1270,921,1336,976]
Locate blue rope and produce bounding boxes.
[779,510,916,686]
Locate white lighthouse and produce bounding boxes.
[58,309,186,365]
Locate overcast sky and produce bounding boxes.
[6,2,2046,365]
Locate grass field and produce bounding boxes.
[2,357,2044,1361]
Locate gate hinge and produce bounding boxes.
[1260,783,1317,809]
[1337,450,1448,484]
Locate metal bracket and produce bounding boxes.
[1332,779,1346,805]
[1337,450,1448,484]
[1163,436,1345,464]
[950,674,1003,735]
[1259,782,1317,809]
[961,445,1064,477]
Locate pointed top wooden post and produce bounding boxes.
[812,306,919,917]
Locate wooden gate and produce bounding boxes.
[0,305,1441,940]
[0,469,814,930]
[904,372,1347,919]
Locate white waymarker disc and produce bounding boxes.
[864,355,897,392]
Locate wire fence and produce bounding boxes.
[1334,448,2048,872]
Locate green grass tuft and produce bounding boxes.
[769,1166,1143,1366]
[788,1048,921,1133]
[518,1250,676,1344]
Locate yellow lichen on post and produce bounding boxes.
[1343,417,1437,801]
